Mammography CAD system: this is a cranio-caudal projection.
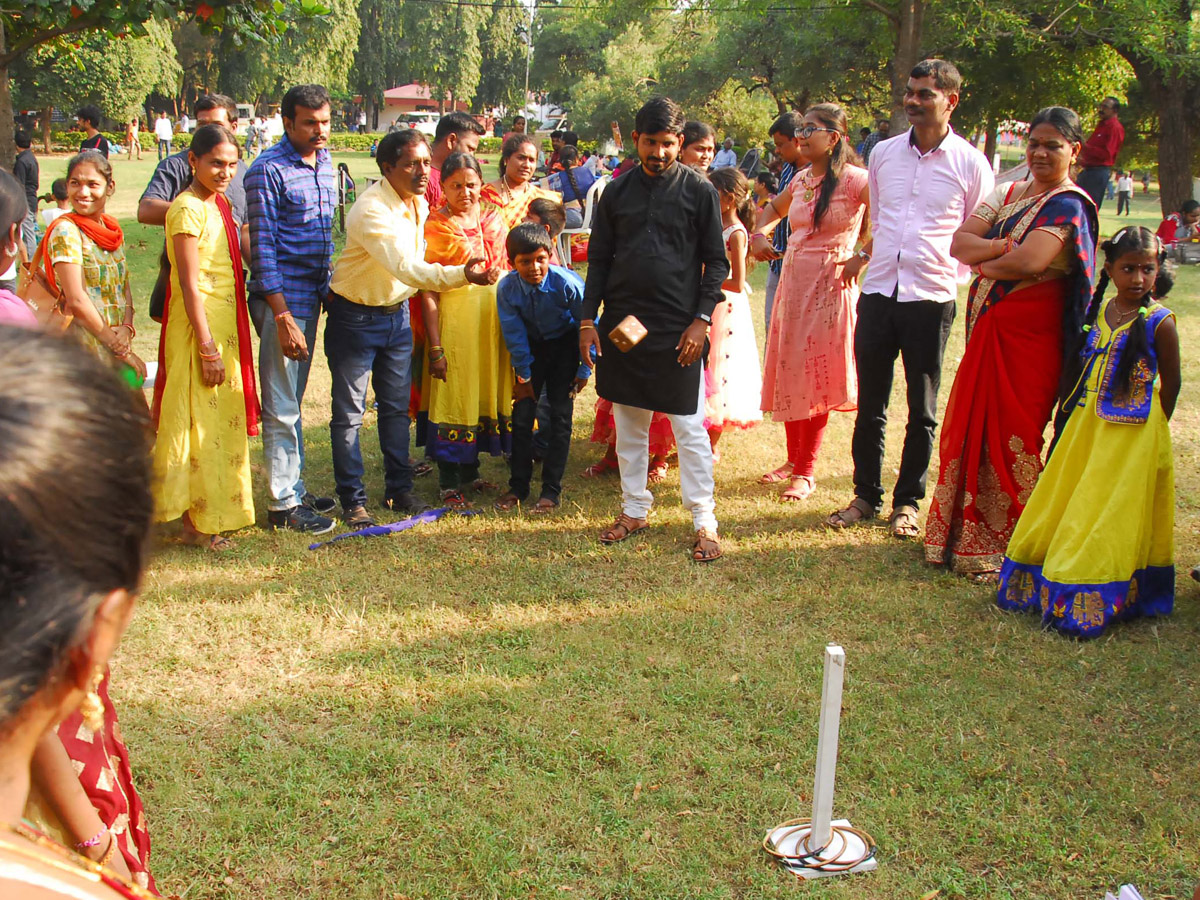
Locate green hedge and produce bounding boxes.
[54,130,234,153]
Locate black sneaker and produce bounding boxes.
[268,505,336,534]
[384,492,433,515]
[301,492,337,515]
[343,505,376,528]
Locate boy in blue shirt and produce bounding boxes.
[494,224,591,513]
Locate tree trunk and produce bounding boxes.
[888,0,924,128]
[42,106,53,154]
[983,118,998,165]
[0,20,14,171]
[1129,56,1196,215]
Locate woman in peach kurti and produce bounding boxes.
[755,103,869,501]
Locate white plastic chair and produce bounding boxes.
[556,176,607,269]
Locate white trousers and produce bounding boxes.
[611,377,717,532]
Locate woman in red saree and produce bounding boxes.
[0,328,158,899]
[924,107,1098,578]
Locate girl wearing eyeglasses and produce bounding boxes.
[752,103,869,503]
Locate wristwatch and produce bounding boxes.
[695,313,712,325]
[857,249,872,262]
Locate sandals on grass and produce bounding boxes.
[599,513,648,544]
[888,504,921,540]
[759,462,794,484]
[692,527,722,563]
[780,475,815,502]
[826,498,878,529]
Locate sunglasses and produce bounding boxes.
[795,125,839,139]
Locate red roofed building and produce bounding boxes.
[378,83,470,130]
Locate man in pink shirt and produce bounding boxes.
[1075,96,1125,211]
[426,111,486,211]
[827,58,993,539]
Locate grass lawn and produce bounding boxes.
[26,150,1200,899]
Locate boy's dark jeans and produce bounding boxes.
[509,330,579,502]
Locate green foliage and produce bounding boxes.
[12,20,182,122]
[215,0,360,103]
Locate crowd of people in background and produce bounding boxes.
[0,53,1191,899]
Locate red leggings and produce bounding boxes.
[784,413,829,479]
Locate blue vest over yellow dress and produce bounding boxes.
[996,299,1175,637]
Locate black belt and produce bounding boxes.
[327,291,405,316]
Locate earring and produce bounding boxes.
[79,668,106,732]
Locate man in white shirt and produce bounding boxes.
[325,129,499,526]
[827,58,993,539]
[154,112,174,161]
[712,138,738,169]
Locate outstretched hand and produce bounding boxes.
[465,257,501,286]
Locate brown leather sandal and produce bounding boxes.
[826,498,878,529]
[691,527,722,562]
[599,513,649,544]
[888,504,921,539]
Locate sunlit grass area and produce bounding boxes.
[28,149,1200,898]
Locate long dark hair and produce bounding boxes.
[708,166,756,235]
[0,327,153,723]
[499,134,537,179]
[805,103,860,231]
[559,145,582,202]
[1082,226,1175,398]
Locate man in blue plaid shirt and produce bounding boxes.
[752,111,803,332]
[246,83,338,534]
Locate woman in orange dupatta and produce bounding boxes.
[480,134,558,231]
[38,151,147,383]
[418,152,512,506]
[150,124,260,551]
[925,107,1098,578]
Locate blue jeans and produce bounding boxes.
[764,266,781,334]
[324,295,413,509]
[21,209,36,259]
[250,296,319,512]
[158,139,171,161]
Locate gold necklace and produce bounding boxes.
[798,168,825,203]
[501,174,527,206]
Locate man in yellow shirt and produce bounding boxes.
[327,129,499,526]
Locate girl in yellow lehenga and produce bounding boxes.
[151,124,260,551]
[419,152,512,507]
[997,227,1180,638]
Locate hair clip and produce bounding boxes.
[1138,306,1149,317]
[1082,324,1092,332]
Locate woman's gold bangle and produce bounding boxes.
[97,833,117,868]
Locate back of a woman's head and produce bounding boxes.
[0,328,153,723]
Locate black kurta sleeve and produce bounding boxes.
[693,181,730,320]
[582,184,616,321]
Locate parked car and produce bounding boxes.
[406,111,440,137]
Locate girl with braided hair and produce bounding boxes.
[997,226,1180,638]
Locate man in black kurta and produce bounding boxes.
[580,97,729,561]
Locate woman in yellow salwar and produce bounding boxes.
[997,226,1180,638]
[480,134,558,232]
[151,124,260,551]
[419,152,512,507]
